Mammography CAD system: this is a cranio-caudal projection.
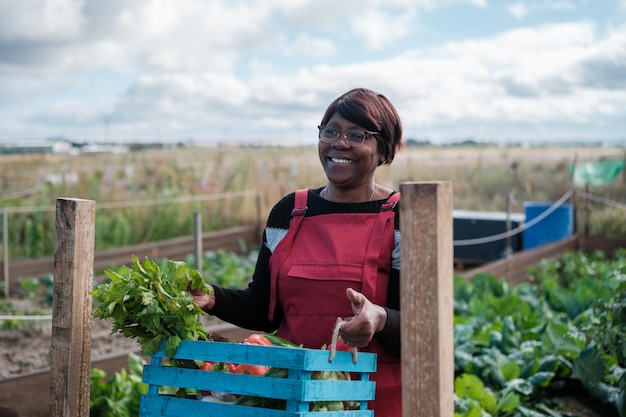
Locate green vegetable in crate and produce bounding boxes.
[233,367,356,411]
[231,333,359,411]
[92,255,212,356]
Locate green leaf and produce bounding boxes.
[500,360,521,381]
[455,373,485,400]
[497,390,520,413]
[503,378,534,396]
[541,320,584,360]
[528,371,555,388]
[571,346,607,387]
[165,335,182,357]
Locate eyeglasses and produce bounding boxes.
[318,125,380,147]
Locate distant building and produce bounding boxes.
[1,140,75,154]
[79,143,130,154]
[0,140,129,155]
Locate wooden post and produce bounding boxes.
[584,184,590,236]
[400,182,454,417]
[2,208,8,299]
[194,211,203,271]
[50,198,96,417]
[505,191,513,257]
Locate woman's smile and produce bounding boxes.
[327,156,355,165]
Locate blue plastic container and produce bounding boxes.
[523,202,573,250]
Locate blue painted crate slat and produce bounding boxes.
[140,395,375,417]
[151,340,377,372]
[139,339,377,416]
[143,365,375,401]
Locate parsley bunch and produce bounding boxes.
[92,255,210,356]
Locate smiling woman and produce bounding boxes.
[190,87,406,416]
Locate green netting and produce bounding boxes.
[570,159,625,187]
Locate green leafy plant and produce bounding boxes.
[0,299,48,330]
[92,256,211,356]
[18,277,41,300]
[16,273,54,305]
[181,248,257,289]
[454,249,626,416]
[90,353,148,417]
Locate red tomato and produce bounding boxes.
[244,334,272,346]
[199,361,214,396]
[231,363,269,376]
[336,338,352,352]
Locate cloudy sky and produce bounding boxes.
[1,0,625,145]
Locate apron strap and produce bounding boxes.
[361,192,400,303]
[269,189,309,320]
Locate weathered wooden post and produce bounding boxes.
[2,208,8,299]
[194,211,203,271]
[400,181,454,417]
[50,198,96,417]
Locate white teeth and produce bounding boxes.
[330,158,353,164]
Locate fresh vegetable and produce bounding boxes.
[263,332,302,348]
[90,353,148,417]
[199,361,216,396]
[231,363,268,376]
[92,255,210,356]
[244,333,272,346]
[453,249,626,417]
[200,361,215,371]
[233,366,357,411]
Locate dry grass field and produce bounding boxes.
[2,144,623,206]
[1,144,625,259]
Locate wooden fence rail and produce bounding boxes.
[1,189,262,298]
[459,234,626,284]
[2,223,261,295]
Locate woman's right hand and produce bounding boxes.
[188,282,216,311]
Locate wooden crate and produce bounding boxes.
[140,339,377,416]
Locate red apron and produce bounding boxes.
[269,189,402,416]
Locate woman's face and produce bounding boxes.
[318,113,382,191]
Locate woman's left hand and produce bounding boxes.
[339,288,388,348]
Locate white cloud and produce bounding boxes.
[508,3,529,19]
[351,6,416,50]
[0,0,624,143]
[0,0,85,42]
[507,0,578,19]
[282,34,336,58]
[377,20,626,141]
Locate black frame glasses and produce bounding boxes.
[318,125,380,147]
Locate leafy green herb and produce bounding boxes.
[92,255,211,356]
[90,353,148,417]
